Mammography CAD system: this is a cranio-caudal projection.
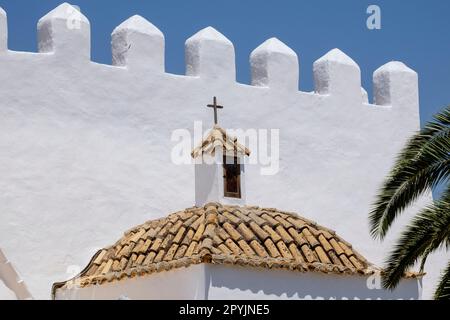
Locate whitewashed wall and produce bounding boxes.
[0,3,442,299]
[55,264,421,300]
[55,264,208,300]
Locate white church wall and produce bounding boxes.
[0,3,442,299]
[206,265,420,300]
[195,160,220,207]
[55,264,207,300]
[55,264,421,300]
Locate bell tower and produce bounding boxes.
[191,97,250,207]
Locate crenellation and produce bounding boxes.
[0,7,6,52]
[361,88,369,104]
[185,26,236,82]
[0,3,420,114]
[313,48,362,103]
[37,3,90,61]
[250,38,299,91]
[373,61,419,110]
[111,15,165,72]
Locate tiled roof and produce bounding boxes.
[53,203,422,295]
[191,125,251,158]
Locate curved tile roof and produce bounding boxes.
[191,125,251,158]
[54,203,400,295]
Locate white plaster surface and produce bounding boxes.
[55,264,420,300]
[111,15,164,72]
[0,7,6,52]
[195,152,246,207]
[0,3,442,299]
[55,264,207,300]
[250,37,299,91]
[37,3,90,61]
[185,26,235,81]
[207,265,420,300]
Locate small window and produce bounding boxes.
[223,156,241,199]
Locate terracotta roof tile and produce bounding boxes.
[173,227,186,244]
[275,225,294,244]
[154,250,165,263]
[223,211,241,225]
[329,238,344,255]
[190,215,203,230]
[191,125,251,159]
[338,241,354,257]
[149,237,163,252]
[54,203,412,294]
[93,250,107,265]
[185,241,198,257]
[264,238,280,258]
[237,223,256,242]
[250,240,269,258]
[248,213,267,227]
[262,225,282,243]
[274,215,294,229]
[232,210,252,223]
[287,228,307,247]
[169,220,183,235]
[181,229,195,245]
[315,247,331,264]
[192,224,205,242]
[237,239,255,256]
[101,260,113,275]
[276,241,293,259]
[249,222,270,241]
[218,243,232,255]
[112,260,121,272]
[349,256,364,270]
[174,245,188,259]
[160,234,173,250]
[142,252,155,266]
[216,226,230,241]
[288,243,304,263]
[223,222,242,242]
[302,228,319,248]
[328,250,343,267]
[339,254,355,270]
[225,239,242,255]
[301,244,318,263]
[119,257,127,269]
[135,255,145,266]
[318,234,333,252]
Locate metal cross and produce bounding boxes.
[207,96,223,125]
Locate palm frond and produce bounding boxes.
[434,261,450,300]
[370,106,450,239]
[381,186,450,289]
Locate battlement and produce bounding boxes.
[0,3,418,110]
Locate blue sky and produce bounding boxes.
[0,0,449,124]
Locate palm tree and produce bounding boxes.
[369,105,450,300]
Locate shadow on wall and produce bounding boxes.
[206,265,421,300]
